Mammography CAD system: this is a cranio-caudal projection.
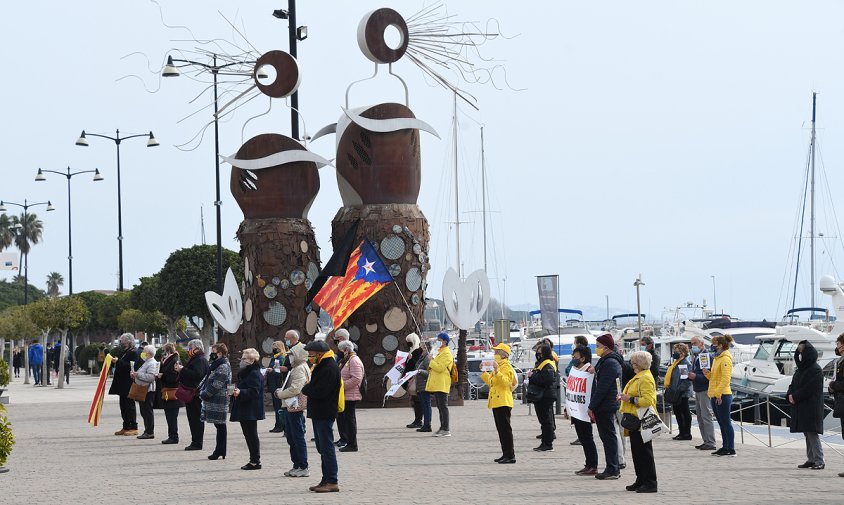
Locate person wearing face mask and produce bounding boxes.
[200,343,231,460]
[480,343,518,464]
[787,340,825,470]
[175,339,210,451]
[337,340,364,451]
[703,334,735,456]
[828,334,844,477]
[266,340,288,434]
[664,343,692,441]
[425,332,455,437]
[131,345,160,440]
[157,343,184,445]
[108,333,139,436]
[638,337,660,385]
[528,345,557,452]
[302,340,342,493]
[686,336,716,450]
[587,333,623,480]
[403,333,424,429]
[570,346,598,475]
[230,348,266,470]
[414,341,433,432]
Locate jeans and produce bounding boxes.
[492,407,514,459]
[164,408,179,441]
[240,420,260,464]
[629,428,657,487]
[573,417,598,469]
[419,391,432,427]
[433,392,449,431]
[694,390,717,445]
[213,423,227,457]
[535,398,555,447]
[312,418,338,484]
[674,396,692,436]
[284,411,308,469]
[139,391,155,434]
[31,364,42,385]
[711,395,734,450]
[595,410,620,475]
[119,395,138,430]
[337,400,358,448]
[185,396,204,447]
[271,394,285,430]
[805,432,824,466]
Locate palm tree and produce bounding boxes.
[0,213,15,251]
[46,272,64,297]
[11,213,44,268]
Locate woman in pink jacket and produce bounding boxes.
[337,340,365,452]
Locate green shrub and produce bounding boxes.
[0,403,14,467]
[0,359,9,388]
[76,344,108,373]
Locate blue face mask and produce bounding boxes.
[640,345,648,352]
[691,346,701,354]
[710,345,718,353]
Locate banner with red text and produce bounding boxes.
[564,367,594,423]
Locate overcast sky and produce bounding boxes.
[3,1,844,323]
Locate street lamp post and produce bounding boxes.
[35,167,103,295]
[162,55,260,294]
[634,274,645,339]
[273,1,308,140]
[75,130,158,291]
[711,275,717,314]
[0,199,55,304]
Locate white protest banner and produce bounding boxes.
[385,351,409,384]
[564,367,593,422]
[384,370,419,399]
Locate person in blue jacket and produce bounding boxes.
[587,333,623,481]
[686,336,716,451]
[29,340,44,385]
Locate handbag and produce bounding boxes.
[128,382,150,402]
[620,412,641,431]
[526,383,545,403]
[160,387,179,402]
[663,387,681,405]
[639,406,668,443]
[175,384,197,403]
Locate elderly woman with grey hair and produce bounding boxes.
[336,339,365,451]
[176,339,209,451]
[131,345,160,439]
[231,348,266,470]
[108,333,139,436]
[618,350,658,493]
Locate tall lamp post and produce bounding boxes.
[162,55,262,294]
[0,199,55,304]
[272,2,309,140]
[711,275,717,314]
[35,167,103,295]
[75,130,158,291]
[634,274,645,339]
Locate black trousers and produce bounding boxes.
[433,392,449,431]
[240,420,260,464]
[492,407,514,459]
[535,398,555,447]
[119,395,138,430]
[139,391,155,434]
[595,410,620,475]
[411,395,422,423]
[185,396,204,447]
[629,428,657,487]
[337,400,359,448]
[164,408,180,441]
[214,423,227,457]
[674,396,692,436]
[573,417,598,469]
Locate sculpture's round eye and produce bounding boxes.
[357,8,409,64]
[253,50,301,98]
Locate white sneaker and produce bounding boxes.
[284,468,297,477]
[293,468,310,477]
[434,430,451,437]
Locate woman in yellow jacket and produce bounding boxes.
[481,343,518,464]
[703,334,735,457]
[426,332,454,437]
[618,351,658,493]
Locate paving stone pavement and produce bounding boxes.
[2,374,843,504]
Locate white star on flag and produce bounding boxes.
[362,258,375,274]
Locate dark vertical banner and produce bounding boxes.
[536,275,559,333]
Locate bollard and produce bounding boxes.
[766,397,772,447]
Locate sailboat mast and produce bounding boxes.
[453,92,462,279]
[481,126,488,273]
[810,92,817,309]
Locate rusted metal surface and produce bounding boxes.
[253,50,300,98]
[359,8,409,64]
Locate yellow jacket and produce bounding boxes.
[480,359,516,409]
[704,350,733,399]
[425,346,454,394]
[620,370,657,436]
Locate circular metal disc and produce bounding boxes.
[244,298,253,321]
[305,278,313,290]
[380,235,405,260]
[366,322,378,333]
[280,279,290,289]
[254,50,301,98]
[245,257,252,285]
[405,267,422,291]
[272,276,281,286]
[301,240,309,253]
[306,311,318,335]
[307,262,319,282]
[382,334,399,352]
[263,301,287,326]
[290,270,306,285]
[263,284,278,299]
[384,307,407,332]
[392,224,403,234]
[373,353,386,366]
[357,8,410,64]
[413,243,422,255]
[388,263,401,277]
[405,253,413,261]
[262,337,275,355]
[411,294,420,305]
[349,326,361,342]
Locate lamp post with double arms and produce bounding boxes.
[35,167,103,296]
[162,54,260,294]
[75,130,158,291]
[0,199,55,304]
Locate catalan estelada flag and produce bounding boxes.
[88,354,114,427]
[313,238,392,328]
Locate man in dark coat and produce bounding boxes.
[108,333,139,436]
[639,336,660,385]
[787,340,825,470]
[588,333,623,480]
[302,340,341,493]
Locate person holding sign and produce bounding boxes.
[703,334,736,457]
[570,346,598,476]
[480,343,518,464]
[618,351,658,493]
[588,333,623,480]
[686,336,717,450]
[664,343,692,441]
